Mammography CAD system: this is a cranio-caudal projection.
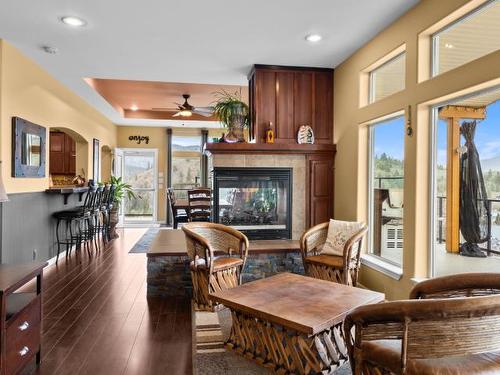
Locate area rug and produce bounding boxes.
[128,227,160,253]
[193,308,352,375]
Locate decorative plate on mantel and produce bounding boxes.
[297,125,314,144]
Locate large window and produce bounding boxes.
[431,87,500,276]
[171,135,202,195]
[369,52,406,103]
[368,115,405,266]
[432,0,500,76]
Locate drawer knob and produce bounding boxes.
[19,346,29,357]
[18,321,30,331]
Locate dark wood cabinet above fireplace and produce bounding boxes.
[248,64,334,145]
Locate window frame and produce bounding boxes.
[431,0,499,77]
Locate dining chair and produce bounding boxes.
[187,188,212,222]
[167,188,188,229]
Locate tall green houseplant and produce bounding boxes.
[213,90,249,143]
[108,176,136,238]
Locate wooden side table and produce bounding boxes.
[0,262,47,375]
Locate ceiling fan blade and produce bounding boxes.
[172,112,182,117]
[151,107,178,111]
[192,109,214,117]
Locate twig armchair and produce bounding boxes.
[182,222,249,311]
[345,273,500,375]
[300,221,368,286]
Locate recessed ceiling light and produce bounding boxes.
[305,34,322,43]
[445,43,454,49]
[61,16,87,27]
[130,105,138,111]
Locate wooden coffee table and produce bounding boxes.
[211,273,385,374]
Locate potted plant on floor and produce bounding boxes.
[213,90,249,143]
[108,175,136,239]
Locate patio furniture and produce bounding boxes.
[182,222,249,311]
[345,273,500,375]
[187,188,212,222]
[300,221,368,286]
[167,188,188,229]
[211,272,384,374]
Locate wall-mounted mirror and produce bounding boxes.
[12,117,46,177]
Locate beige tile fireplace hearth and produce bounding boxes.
[210,154,306,240]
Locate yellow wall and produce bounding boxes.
[334,0,500,300]
[0,40,117,193]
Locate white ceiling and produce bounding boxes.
[0,0,418,127]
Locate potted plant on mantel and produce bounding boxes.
[213,90,249,143]
[108,175,136,239]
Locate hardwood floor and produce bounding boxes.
[30,228,193,375]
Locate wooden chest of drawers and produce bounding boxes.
[0,262,46,375]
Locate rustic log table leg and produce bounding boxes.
[225,310,349,374]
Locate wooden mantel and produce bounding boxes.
[205,142,336,155]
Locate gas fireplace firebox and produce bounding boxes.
[212,167,292,240]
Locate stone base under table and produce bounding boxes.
[146,251,304,297]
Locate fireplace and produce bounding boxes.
[213,167,292,240]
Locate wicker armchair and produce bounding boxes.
[345,273,500,375]
[182,222,249,311]
[300,221,368,286]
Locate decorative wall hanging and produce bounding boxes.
[128,135,150,145]
[12,117,46,177]
[297,125,314,144]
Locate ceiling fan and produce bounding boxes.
[152,94,214,117]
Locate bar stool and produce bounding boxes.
[53,187,97,261]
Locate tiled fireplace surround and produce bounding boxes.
[211,153,306,240]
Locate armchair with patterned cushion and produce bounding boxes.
[182,222,249,311]
[300,220,368,286]
[345,273,500,375]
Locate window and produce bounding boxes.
[171,135,202,196]
[431,86,500,276]
[368,115,405,266]
[369,53,406,103]
[432,0,500,76]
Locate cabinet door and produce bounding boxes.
[275,71,294,141]
[293,72,313,137]
[314,71,333,143]
[65,134,76,174]
[307,155,334,227]
[49,133,65,174]
[256,70,276,142]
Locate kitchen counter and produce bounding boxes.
[45,186,88,204]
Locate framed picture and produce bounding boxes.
[93,138,100,182]
[11,117,46,177]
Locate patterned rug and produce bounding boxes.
[193,308,352,375]
[128,228,160,253]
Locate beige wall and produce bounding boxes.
[334,0,500,299]
[0,40,117,193]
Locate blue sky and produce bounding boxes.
[373,99,500,165]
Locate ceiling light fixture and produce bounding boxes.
[305,34,322,43]
[61,16,87,27]
[130,105,138,111]
[178,110,193,117]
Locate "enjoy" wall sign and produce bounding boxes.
[129,135,150,145]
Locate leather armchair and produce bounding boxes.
[345,273,500,374]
